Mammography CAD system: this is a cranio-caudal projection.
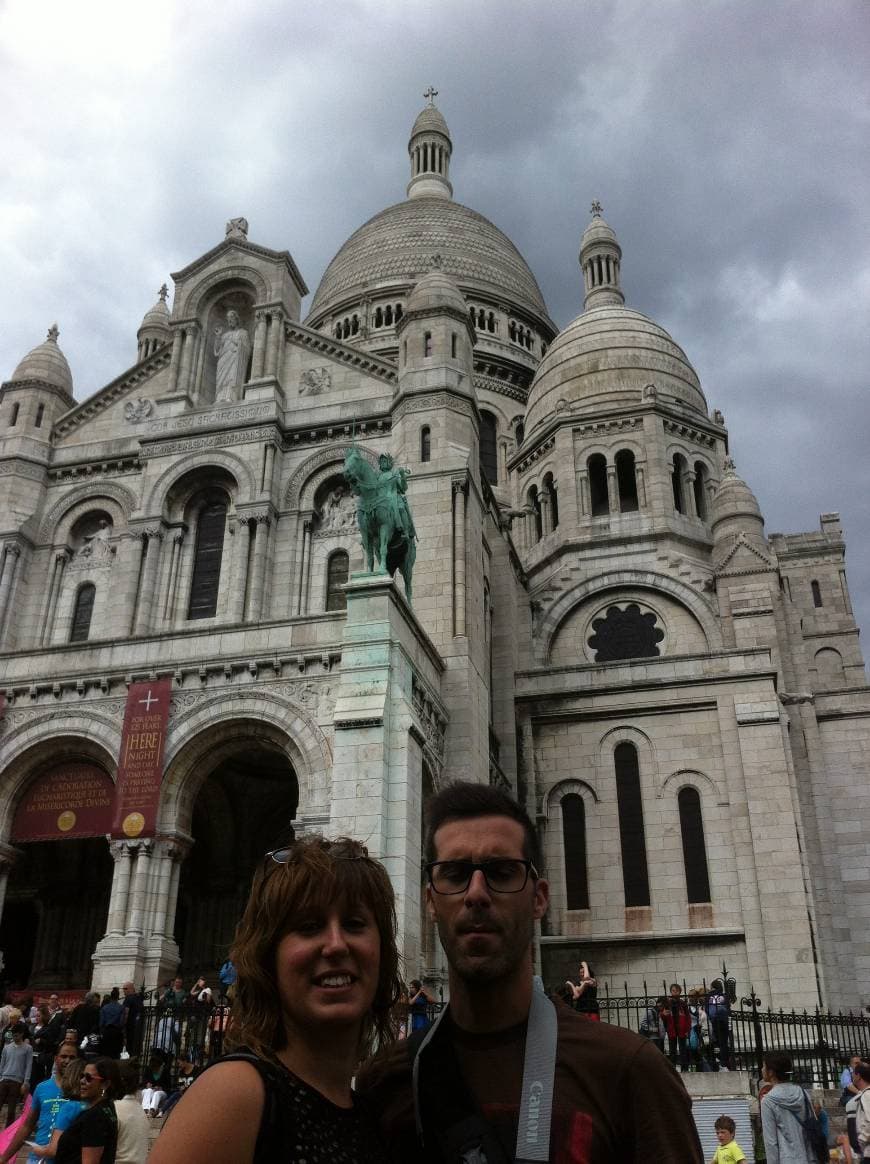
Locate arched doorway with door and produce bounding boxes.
[171,722,300,982]
[0,740,116,992]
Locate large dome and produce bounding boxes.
[524,305,707,436]
[306,196,552,329]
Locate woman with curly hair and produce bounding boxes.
[150,835,401,1164]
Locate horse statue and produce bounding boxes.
[344,448,417,603]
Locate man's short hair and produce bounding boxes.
[854,1062,870,1084]
[714,1115,735,1134]
[424,781,540,866]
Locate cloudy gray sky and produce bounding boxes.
[2,0,869,646]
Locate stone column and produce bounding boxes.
[606,465,619,514]
[41,549,69,646]
[301,519,313,615]
[178,325,199,396]
[266,310,282,377]
[636,461,648,509]
[133,529,163,634]
[296,519,312,615]
[149,839,181,940]
[0,844,19,927]
[166,328,183,393]
[229,518,251,623]
[105,841,134,935]
[246,514,270,620]
[251,311,268,379]
[162,531,185,621]
[576,469,589,517]
[126,842,154,935]
[262,444,276,494]
[164,855,184,941]
[0,544,21,644]
[684,469,698,517]
[453,478,467,637]
[540,492,552,536]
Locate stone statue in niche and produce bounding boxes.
[317,486,357,534]
[213,309,251,402]
[72,519,114,567]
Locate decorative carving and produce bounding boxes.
[37,483,136,543]
[299,367,331,396]
[411,675,447,760]
[145,402,273,436]
[285,444,378,509]
[68,519,115,570]
[587,604,664,663]
[315,486,357,536]
[392,391,474,422]
[124,398,153,423]
[0,459,46,482]
[642,383,657,400]
[141,427,272,459]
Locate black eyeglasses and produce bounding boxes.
[81,1072,100,1082]
[425,858,538,895]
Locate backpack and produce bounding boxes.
[706,994,728,1021]
[219,960,237,986]
[796,1092,829,1164]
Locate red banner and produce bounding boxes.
[12,763,115,842]
[111,678,171,839]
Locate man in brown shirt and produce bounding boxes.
[357,781,703,1163]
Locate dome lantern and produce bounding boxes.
[711,456,766,549]
[137,284,171,361]
[407,87,453,201]
[9,323,74,396]
[580,201,624,310]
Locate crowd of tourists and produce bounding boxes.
[2,781,868,1162]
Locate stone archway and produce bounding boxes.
[166,719,300,982]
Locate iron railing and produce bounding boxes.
[119,977,870,1091]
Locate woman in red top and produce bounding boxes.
[660,984,691,1072]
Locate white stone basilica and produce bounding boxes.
[1,98,868,1011]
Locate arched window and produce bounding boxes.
[615,449,638,512]
[811,580,823,608]
[693,462,708,520]
[543,472,559,530]
[678,787,711,904]
[420,425,431,463]
[70,583,96,643]
[515,421,524,446]
[385,305,393,326]
[562,793,589,910]
[35,403,45,428]
[374,306,383,328]
[588,454,609,516]
[394,304,403,322]
[187,498,227,620]
[672,453,687,513]
[480,410,498,485]
[451,333,457,358]
[424,332,432,357]
[614,742,650,907]
[325,550,349,612]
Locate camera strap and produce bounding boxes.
[412,987,558,1164]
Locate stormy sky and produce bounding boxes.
[2,0,869,651]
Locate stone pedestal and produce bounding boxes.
[154,392,193,417]
[329,571,445,977]
[242,378,285,406]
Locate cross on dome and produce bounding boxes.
[47,323,59,342]
[590,200,603,217]
[423,85,439,107]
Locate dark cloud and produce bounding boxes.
[1,0,868,649]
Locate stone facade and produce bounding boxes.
[0,101,868,1010]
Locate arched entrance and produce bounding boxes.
[174,739,298,980]
[1,838,112,989]
[0,750,115,991]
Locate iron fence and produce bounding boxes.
[122,977,870,1092]
[590,977,870,1088]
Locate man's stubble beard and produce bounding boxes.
[436,912,535,986]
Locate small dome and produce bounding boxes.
[711,457,763,530]
[138,285,170,335]
[405,267,468,315]
[410,105,451,140]
[581,212,619,250]
[10,324,73,394]
[524,305,706,434]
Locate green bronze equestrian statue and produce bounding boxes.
[344,449,417,602]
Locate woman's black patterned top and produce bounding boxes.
[220,1049,390,1164]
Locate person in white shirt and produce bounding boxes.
[114,1063,150,1164]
